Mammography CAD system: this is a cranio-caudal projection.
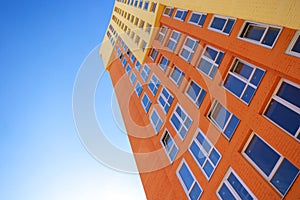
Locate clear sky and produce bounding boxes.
[0,0,146,199]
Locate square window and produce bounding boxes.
[150,109,163,133]
[161,130,178,162]
[185,80,206,108]
[188,12,207,27]
[158,55,170,72]
[141,93,152,113]
[179,36,198,63]
[174,9,188,21]
[148,73,161,96]
[239,21,281,48]
[166,30,181,51]
[170,104,192,140]
[169,66,185,86]
[163,6,174,17]
[286,30,300,58]
[158,87,174,113]
[209,15,236,35]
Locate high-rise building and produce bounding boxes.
[100,0,300,199]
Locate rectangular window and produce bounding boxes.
[141,40,147,51]
[170,104,192,140]
[264,80,300,140]
[135,61,141,71]
[177,159,203,200]
[158,55,169,72]
[185,80,206,108]
[188,12,207,27]
[122,58,128,67]
[130,72,136,85]
[134,0,138,7]
[163,6,173,17]
[151,2,157,13]
[179,36,198,63]
[141,64,151,82]
[143,0,149,10]
[169,65,184,86]
[148,73,161,96]
[286,30,300,58]
[149,48,158,61]
[174,9,188,21]
[126,48,131,56]
[161,130,178,162]
[138,0,143,9]
[156,26,168,44]
[146,23,152,34]
[135,35,140,45]
[141,93,152,113]
[130,54,136,64]
[135,81,143,97]
[158,87,174,113]
[125,64,131,75]
[217,167,257,200]
[209,15,236,35]
[243,133,299,196]
[166,30,181,51]
[239,21,281,48]
[139,20,145,29]
[224,58,265,104]
[119,53,124,61]
[208,100,240,140]
[196,45,224,79]
[134,18,139,26]
[189,129,222,180]
[150,109,163,133]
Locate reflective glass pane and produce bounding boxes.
[241,86,256,103]
[198,58,212,75]
[262,27,280,46]
[190,141,206,166]
[204,161,214,178]
[233,61,253,79]
[179,163,194,190]
[224,115,240,139]
[171,115,181,131]
[189,183,202,200]
[250,68,264,86]
[228,173,253,200]
[291,35,300,53]
[204,47,218,60]
[224,19,235,34]
[224,74,246,98]
[277,82,300,108]
[211,17,226,30]
[209,148,220,165]
[244,24,265,41]
[218,184,236,200]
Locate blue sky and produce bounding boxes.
[0,0,145,199]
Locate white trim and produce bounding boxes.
[185,79,206,108]
[160,129,178,163]
[149,108,163,133]
[208,14,236,36]
[148,73,160,96]
[166,30,181,51]
[174,9,188,21]
[286,30,300,58]
[134,81,142,97]
[169,65,184,87]
[157,86,173,114]
[237,20,282,49]
[188,11,207,27]
[129,71,137,85]
[162,6,174,17]
[149,48,158,61]
[179,36,198,63]
[158,55,169,72]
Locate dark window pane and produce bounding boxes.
[241,86,256,103]
[204,47,218,60]
[216,52,224,65]
[244,24,265,41]
[233,62,253,79]
[210,66,218,78]
[179,163,194,190]
[204,161,214,178]
[199,15,206,26]
[182,11,187,21]
[171,115,181,131]
[271,158,299,195]
[211,17,226,30]
[262,27,280,46]
[224,19,235,34]
[190,141,206,166]
[190,13,200,23]
[224,115,240,139]
[209,148,220,165]
[218,184,236,200]
[196,90,206,107]
[245,135,280,176]
[169,146,178,161]
[224,74,246,97]
[228,173,253,200]
[189,183,202,200]
[250,68,264,86]
[265,99,300,136]
[187,82,200,101]
[198,58,212,75]
[277,82,300,108]
[212,103,231,129]
[291,35,300,53]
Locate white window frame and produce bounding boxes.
[134,81,143,97]
[170,103,193,140]
[208,14,236,35]
[286,30,300,58]
[158,55,169,72]
[125,64,131,75]
[176,159,203,200]
[238,21,282,49]
[149,48,158,61]
[157,86,173,114]
[122,58,127,67]
[242,132,300,197]
[263,79,300,140]
[223,58,265,105]
[166,30,181,51]
[174,9,188,21]
[216,167,257,200]
[189,128,222,180]
[185,80,206,108]
[162,6,174,17]
[156,26,168,44]
[149,108,163,133]
[179,36,198,63]
[160,129,178,163]
[130,54,136,63]
[148,73,161,96]
[141,92,152,113]
[188,11,207,27]
[129,71,136,85]
[169,65,185,87]
[141,64,151,82]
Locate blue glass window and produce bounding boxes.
[174,9,188,21]
[149,48,158,61]
[161,130,178,162]
[186,80,206,107]
[129,72,136,85]
[148,74,160,96]
[158,87,174,113]
[170,104,192,140]
[143,0,149,10]
[134,81,142,97]
[166,30,181,51]
[125,64,131,75]
[135,61,141,71]
[149,109,163,133]
[158,56,169,72]
[141,64,151,82]
[188,12,207,27]
[170,66,184,86]
[141,93,151,113]
[122,58,127,67]
[210,16,235,35]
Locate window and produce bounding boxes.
[141,40,147,51]
[139,20,145,29]
[185,80,206,108]
[119,53,124,61]
[143,0,149,10]
[179,36,198,63]
[286,30,300,57]
[177,159,203,200]
[188,12,207,27]
[149,48,158,61]
[135,81,143,97]
[208,100,240,140]
[156,26,168,44]
[130,54,136,63]
[158,87,174,113]
[170,104,192,140]
[189,129,222,180]
[158,55,169,72]
[130,72,136,85]
[148,73,160,96]
[209,15,236,35]
[161,130,178,162]
[135,35,140,45]
[141,64,151,82]
[196,45,224,79]
[264,80,300,140]
[224,58,265,104]
[174,9,188,21]
[135,61,141,71]
[163,6,173,17]
[134,0,138,7]
[126,48,131,56]
[166,30,181,51]
[170,65,185,86]
[138,0,143,9]
[243,133,299,196]
[125,64,131,75]
[122,58,127,67]
[239,21,281,48]
[217,168,257,200]
[134,18,139,26]
[141,93,152,113]
[151,2,157,12]
[146,23,152,33]
[149,109,163,133]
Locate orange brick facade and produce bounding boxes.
[105,5,300,200]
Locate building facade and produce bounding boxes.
[100,0,300,199]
